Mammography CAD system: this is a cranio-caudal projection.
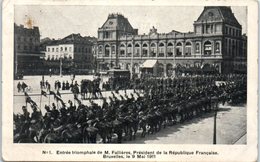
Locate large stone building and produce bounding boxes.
[44,34,96,74]
[96,6,247,77]
[14,23,44,76]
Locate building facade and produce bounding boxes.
[14,24,44,76]
[44,34,96,74]
[96,7,247,77]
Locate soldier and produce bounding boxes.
[17,82,21,93]
[21,82,28,92]
[62,81,66,90]
[30,105,42,124]
[65,81,70,90]
[21,106,30,122]
[51,103,59,121]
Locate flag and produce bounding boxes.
[49,90,57,100]
[41,90,47,97]
[49,90,56,96]
[56,91,61,98]
[26,96,32,104]
[24,92,29,97]
[25,96,37,107]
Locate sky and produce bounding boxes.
[14,5,247,40]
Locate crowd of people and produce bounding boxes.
[13,74,246,143]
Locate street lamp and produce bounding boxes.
[60,56,63,77]
[211,95,218,144]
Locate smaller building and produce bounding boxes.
[44,34,96,74]
[14,23,44,76]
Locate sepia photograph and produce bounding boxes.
[12,5,247,144]
[2,0,258,161]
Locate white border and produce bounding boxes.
[2,0,258,161]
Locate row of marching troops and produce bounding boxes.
[13,74,246,143]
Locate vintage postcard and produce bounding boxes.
[2,0,258,161]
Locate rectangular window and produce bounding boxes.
[196,44,200,53]
[112,46,115,53]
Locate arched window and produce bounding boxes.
[119,44,125,57]
[105,44,110,57]
[111,45,116,54]
[134,43,141,57]
[167,42,174,57]
[142,43,148,57]
[204,41,212,56]
[127,44,132,57]
[176,42,182,57]
[150,43,156,57]
[158,42,165,57]
[215,42,220,53]
[195,43,200,53]
[185,42,192,56]
[98,45,103,54]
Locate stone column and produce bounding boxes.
[164,41,167,58]
[156,41,159,58]
[182,41,185,57]
[212,40,215,56]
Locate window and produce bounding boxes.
[65,47,67,51]
[104,31,110,39]
[167,42,173,57]
[206,24,213,34]
[69,47,72,52]
[119,44,125,56]
[142,43,148,57]
[158,43,165,57]
[48,47,50,52]
[134,44,140,57]
[105,45,110,57]
[215,42,220,52]
[56,48,59,52]
[127,44,132,57]
[195,43,200,53]
[204,41,212,56]
[150,43,156,57]
[98,46,102,54]
[185,42,192,56]
[176,42,182,56]
[112,46,115,54]
[60,47,63,51]
[52,48,54,52]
